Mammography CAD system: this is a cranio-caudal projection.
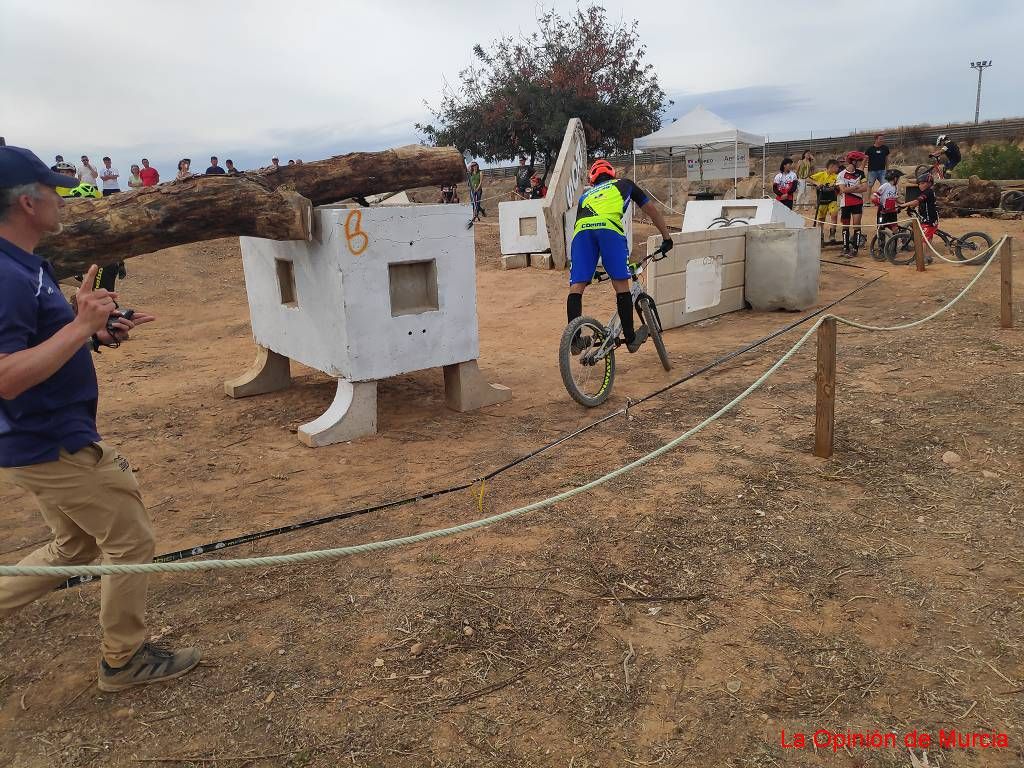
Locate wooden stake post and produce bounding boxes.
[913,218,926,272]
[1001,236,1014,329]
[814,318,837,458]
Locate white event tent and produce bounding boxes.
[633,106,766,205]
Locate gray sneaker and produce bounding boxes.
[570,334,592,356]
[98,642,202,692]
[625,325,649,353]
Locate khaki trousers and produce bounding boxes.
[0,442,155,667]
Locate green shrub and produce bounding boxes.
[954,143,1024,180]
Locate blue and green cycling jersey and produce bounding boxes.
[572,178,650,237]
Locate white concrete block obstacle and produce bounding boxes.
[225,204,511,446]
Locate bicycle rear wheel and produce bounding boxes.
[954,231,995,265]
[638,296,671,371]
[885,230,916,265]
[559,316,616,407]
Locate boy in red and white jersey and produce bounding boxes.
[836,151,868,257]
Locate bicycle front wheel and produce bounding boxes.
[638,297,671,371]
[885,230,916,265]
[559,316,616,407]
[954,231,995,265]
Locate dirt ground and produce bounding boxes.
[1,200,1022,767]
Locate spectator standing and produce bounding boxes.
[438,184,460,203]
[175,159,192,181]
[0,145,201,692]
[50,155,65,172]
[138,158,159,187]
[205,156,226,175]
[127,164,143,189]
[772,158,798,209]
[514,156,532,198]
[863,134,889,205]
[99,157,120,196]
[836,151,868,257]
[468,161,485,220]
[795,150,814,208]
[270,156,280,170]
[78,155,99,187]
[225,159,241,175]
[808,158,841,245]
[527,173,547,199]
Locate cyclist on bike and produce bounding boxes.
[872,169,904,225]
[931,134,961,176]
[898,172,940,243]
[567,159,673,354]
[836,151,868,257]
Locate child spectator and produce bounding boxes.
[527,174,547,199]
[772,158,798,209]
[836,151,868,256]
[808,159,841,245]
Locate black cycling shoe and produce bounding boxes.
[625,326,649,353]
[570,334,592,356]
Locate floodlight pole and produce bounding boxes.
[970,60,992,125]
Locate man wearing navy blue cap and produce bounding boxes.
[0,146,201,692]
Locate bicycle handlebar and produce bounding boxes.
[593,240,672,283]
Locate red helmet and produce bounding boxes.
[846,150,867,162]
[588,159,616,184]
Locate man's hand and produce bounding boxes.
[73,265,118,335]
[97,309,156,346]
[659,238,674,256]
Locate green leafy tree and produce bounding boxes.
[416,5,668,179]
[954,143,1024,180]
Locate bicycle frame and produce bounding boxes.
[581,256,658,365]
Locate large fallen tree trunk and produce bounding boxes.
[38,145,466,278]
[251,144,466,206]
[41,182,312,279]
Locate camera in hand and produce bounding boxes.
[105,308,135,335]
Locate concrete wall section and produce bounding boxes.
[240,204,480,382]
[498,198,550,254]
[744,227,821,311]
[681,199,804,232]
[645,228,750,330]
[543,119,589,269]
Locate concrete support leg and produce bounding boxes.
[224,345,291,398]
[298,379,378,447]
[443,360,512,413]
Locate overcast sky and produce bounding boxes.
[2,0,1020,176]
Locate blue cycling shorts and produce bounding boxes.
[569,228,630,284]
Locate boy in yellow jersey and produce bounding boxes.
[567,160,673,353]
[807,158,840,245]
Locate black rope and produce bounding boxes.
[55,272,883,590]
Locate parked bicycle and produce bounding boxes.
[559,243,672,407]
[883,210,994,266]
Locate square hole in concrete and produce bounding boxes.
[275,258,297,307]
[389,260,439,316]
[518,217,538,236]
[721,205,757,220]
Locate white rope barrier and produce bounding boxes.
[0,236,1006,580]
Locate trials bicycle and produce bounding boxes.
[882,210,994,266]
[558,243,672,407]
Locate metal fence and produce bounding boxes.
[482,116,1024,178]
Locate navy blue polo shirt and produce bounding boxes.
[0,237,100,467]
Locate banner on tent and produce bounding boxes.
[685,147,750,180]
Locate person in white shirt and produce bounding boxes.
[772,158,798,210]
[78,155,99,187]
[99,156,120,196]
